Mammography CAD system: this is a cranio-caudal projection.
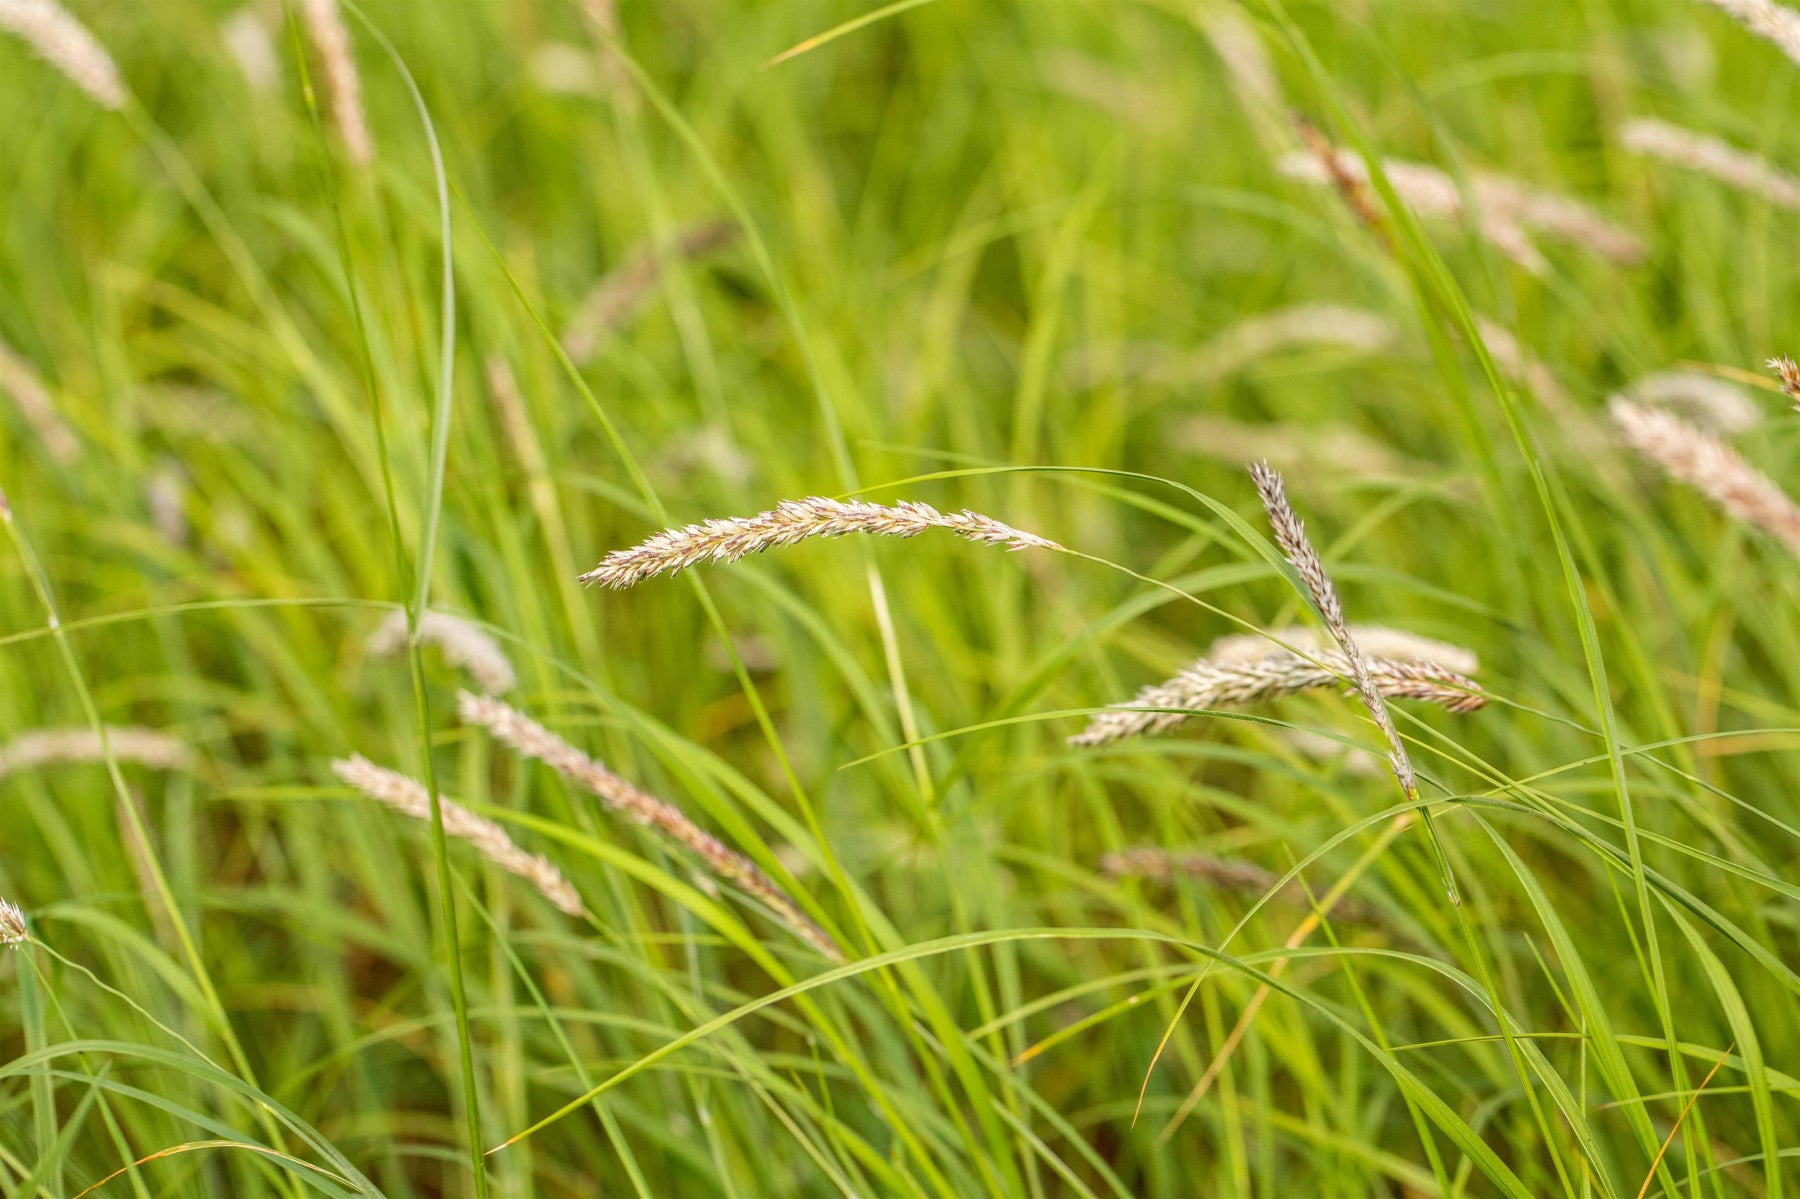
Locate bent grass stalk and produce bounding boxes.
[582,496,1060,588]
[457,691,840,959]
[332,755,584,917]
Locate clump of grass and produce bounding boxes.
[0,727,191,778]
[456,691,840,960]
[1621,117,1800,210]
[581,496,1060,589]
[0,337,79,464]
[365,610,516,696]
[0,0,124,109]
[1611,396,1800,557]
[331,754,584,917]
[302,0,371,166]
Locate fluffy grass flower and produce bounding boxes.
[1069,650,1482,747]
[1612,397,1800,557]
[366,610,516,696]
[0,899,26,946]
[332,755,583,917]
[0,0,125,109]
[1701,0,1800,68]
[583,497,1059,589]
[457,691,840,959]
[1622,117,1800,210]
[302,0,371,166]
[0,727,191,778]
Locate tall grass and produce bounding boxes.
[1,0,1799,1195]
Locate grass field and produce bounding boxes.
[3,0,1800,1194]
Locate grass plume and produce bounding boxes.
[0,727,191,778]
[0,338,79,464]
[302,0,371,166]
[1621,117,1800,210]
[366,610,516,696]
[581,496,1060,589]
[0,0,124,109]
[1069,650,1483,747]
[331,755,584,917]
[1611,396,1800,557]
[456,691,840,960]
[1701,0,1800,68]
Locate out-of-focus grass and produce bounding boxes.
[1,0,1799,1194]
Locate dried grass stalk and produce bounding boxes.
[457,691,840,959]
[562,221,739,363]
[0,339,79,464]
[1611,397,1800,557]
[1101,848,1386,926]
[1618,370,1761,433]
[1069,651,1483,747]
[1702,0,1800,69]
[302,0,372,166]
[0,899,25,946]
[332,755,583,916]
[1621,117,1800,210]
[1251,463,1426,802]
[0,0,125,109]
[366,610,516,696]
[583,497,1060,589]
[1281,147,1642,270]
[1207,624,1478,676]
[0,727,191,778]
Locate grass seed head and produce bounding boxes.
[1621,117,1800,210]
[366,610,516,696]
[332,754,583,917]
[302,0,371,166]
[457,691,841,959]
[582,497,1060,589]
[1768,356,1800,409]
[1701,0,1800,69]
[1611,397,1800,557]
[0,899,25,946]
[0,0,125,109]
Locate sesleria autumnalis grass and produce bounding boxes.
[8,3,1800,1196]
